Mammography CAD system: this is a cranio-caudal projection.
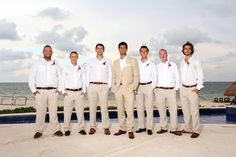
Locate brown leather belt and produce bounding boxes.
[36,87,57,90]
[90,82,108,85]
[182,84,197,88]
[66,88,82,91]
[156,87,174,90]
[139,81,152,85]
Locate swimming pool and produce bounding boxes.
[0,108,235,124]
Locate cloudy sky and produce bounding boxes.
[0,0,236,82]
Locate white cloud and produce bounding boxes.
[0,19,20,40]
[0,49,32,61]
[38,7,69,20]
[199,0,236,17]
[203,51,236,65]
[36,25,89,54]
[163,27,212,46]
[0,49,37,82]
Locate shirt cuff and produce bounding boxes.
[31,88,37,94]
[62,90,66,94]
[174,87,179,90]
[196,84,204,90]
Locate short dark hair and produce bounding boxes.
[118,41,128,49]
[182,41,194,55]
[43,45,52,52]
[159,48,167,53]
[70,51,78,57]
[95,43,105,50]
[139,45,149,53]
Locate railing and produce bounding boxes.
[0,96,27,106]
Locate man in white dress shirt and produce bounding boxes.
[180,41,204,138]
[86,43,112,135]
[155,49,182,136]
[61,51,87,136]
[28,45,63,139]
[135,45,157,135]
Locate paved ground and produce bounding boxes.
[0,123,236,157]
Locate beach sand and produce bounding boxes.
[0,123,235,157]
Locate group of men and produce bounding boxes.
[28,41,204,140]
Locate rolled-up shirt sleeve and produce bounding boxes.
[28,63,37,93]
[174,63,180,90]
[196,60,204,90]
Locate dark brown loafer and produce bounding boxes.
[34,132,42,139]
[114,130,126,136]
[181,130,192,134]
[54,130,63,136]
[135,128,146,133]
[79,130,87,135]
[170,131,182,136]
[104,128,111,135]
[157,129,168,134]
[65,130,71,136]
[191,132,200,138]
[147,129,153,135]
[89,128,96,135]
[128,132,135,139]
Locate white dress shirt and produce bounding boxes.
[61,63,86,94]
[156,61,180,90]
[86,57,112,88]
[119,56,127,71]
[180,56,204,90]
[28,59,61,93]
[138,59,157,88]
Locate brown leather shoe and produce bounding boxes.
[170,131,182,136]
[65,130,71,136]
[128,132,135,139]
[89,128,96,135]
[157,129,168,134]
[181,130,192,134]
[78,130,87,135]
[114,129,126,136]
[34,132,42,139]
[104,128,111,135]
[147,129,153,135]
[191,132,200,138]
[54,130,63,136]
[135,128,146,133]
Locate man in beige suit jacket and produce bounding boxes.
[112,41,139,139]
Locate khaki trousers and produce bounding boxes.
[136,84,153,130]
[87,84,110,129]
[35,89,60,133]
[180,86,200,134]
[154,88,178,131]
[114,86,135,132]
[64,90,85,131]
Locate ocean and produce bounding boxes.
[0,82,234,101]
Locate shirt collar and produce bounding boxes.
[96,56,105,62]
[160,60,169,65]
[70,62,78,68]
[140,58,150,63]
[120,56,127,62]
[42,58,54,64]
[183,55,194,64]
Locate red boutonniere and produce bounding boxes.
[168,63,171,68]
[146,63,150,67]
[52,60,55,65]
[103,61,106,65]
